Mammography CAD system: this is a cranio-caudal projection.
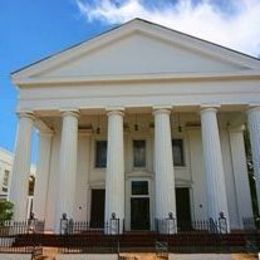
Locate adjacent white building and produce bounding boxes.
[0,148,13,201]
[0,147,35,217]
[10,19,260,233]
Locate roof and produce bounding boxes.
[12,18,260,80]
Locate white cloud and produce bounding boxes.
[76,0,260,57]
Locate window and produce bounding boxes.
[133,140,146,167]
[132,181,149,195]
[95,141,107,168]
[172,139,185,166]
[3,170,9,187]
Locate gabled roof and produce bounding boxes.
[12,18,260,83]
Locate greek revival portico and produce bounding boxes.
[10,104,260,233]
[10,19,260,234]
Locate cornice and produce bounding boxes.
[13,71,260,88]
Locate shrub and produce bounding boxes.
[0,201,14,225]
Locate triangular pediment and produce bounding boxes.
[13,19,260,83]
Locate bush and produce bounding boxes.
[0,201,14,225]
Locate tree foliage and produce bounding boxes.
[0,201,14,225]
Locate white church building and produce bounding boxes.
[10,19,260,233]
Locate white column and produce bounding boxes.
[153,107,176,233]
[33,130,53,220]
[247,106,260,215]
[200,107,230,230]
[105,108,125,233]
[229,126,253,226]
[10,112,34,220]
[55,110,79,230]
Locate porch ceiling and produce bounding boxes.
[37,110,246,132]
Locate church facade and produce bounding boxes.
[10,19,260,233]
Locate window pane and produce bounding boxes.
[2,187,8,192]
[95,141,107,168]
[133,140,146,167]
[3,170,9,186]
[132,181,149,195]
[172,139,184,166]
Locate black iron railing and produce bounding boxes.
[0,220,45,236]
[59,218,121,235]
[243,216,260,230]
[155,217,228,234]
[242,216,260,253]
[0,217,259,254]
[0,220,45,255]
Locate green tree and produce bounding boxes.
[0,201,14,225]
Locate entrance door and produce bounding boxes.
[131,198,150,230]
[90,189,105,228]
[176,188,192,231]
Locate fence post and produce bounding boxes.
[60,213,69,235]
[166,212,176,234]
[68,218,74,235]
[218,212,227,234]
[110,213,119,235]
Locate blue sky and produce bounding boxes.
[0,1,114,161]
[1,0,259,162]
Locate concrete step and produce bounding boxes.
[40,247,59,260]
[119,253,168,260]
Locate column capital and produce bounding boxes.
[38,129,54,137]
[35,119,54,136]
[200,105,220,114]
[247,105,260,114]
[17,111,35,120]
[106,107,125,117]
[153,106,172,116]
[60,109,79,118]
[228,125,245,133]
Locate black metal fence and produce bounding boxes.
[243,216,260,230]
[0,220,45,236]
[155,217,228,234]
[0,220,45,254]
[60,218,121,235]
[0,217,259,254]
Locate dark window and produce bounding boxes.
[132,181,149,195]
[133,140,146,167]
[95,141,107,168]
[172,139,185,166]
[2,187,7,192]
[3,170,9,186]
